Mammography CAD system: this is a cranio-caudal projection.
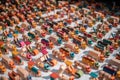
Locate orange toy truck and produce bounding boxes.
[2,55,15,69]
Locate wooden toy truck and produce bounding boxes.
[65,60,84,78]
[27,61,41,76]
[0,62,6,73]
[109,58,120,69]
[59,47,75,59]
[17,67,32,80]
[64,42,80,53]
[87,50,105,62]
[2,55,15,69]
[99,70,115,80]
[74,61,91,73]
[82,55,100,69]
[8,71,20,80]
[52,50,66,61]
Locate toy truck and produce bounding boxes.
[65,60,84,78]
[57,29,69,41]
[52,50,66,61]
[27,61,41,76]
[99,70,115,80]
[82,55,100,69]
[0,62,6,73]
[17,67,32,80]
[64,42,80,53]
[26,45,39,56]
[8,71,20,80]
[103,64,117,75]
[49,35,62,45]
[59,47,75,59]
[35,55,51,71]
[109,58,120,69]
[87,50,105,62]
[2,55,15,69]
[74,61,91,73]
[12,55,24,65]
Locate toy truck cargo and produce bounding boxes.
[87,50,105,62]
[109,58,120,69]
[2,55,15,69]
[17,67,32,80]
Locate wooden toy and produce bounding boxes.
[26,45,39,56]
[103,64,117,75]
[27,61,41,76]
[87,50,105,62]
[52,50,66,61]
[49,35,62,45]
[50,72,59,80]
[109,58,120,69]
[0,62,6,73]
[20,52,32,61]
[65,60,84,78]
[59,47,75,59]
[8,70,20,80]
[35,57,51,71]
[2,55,15,69]
[74,61,91,73]
[64,42,80,53]
[12,55,24,65]
[99,70,115,80]
[17,67,32,80]
[82,55,100,69]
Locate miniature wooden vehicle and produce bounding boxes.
[17,67,32,80]
[20,53,32,61]
[74,61,91,73]
[52,50,66,61]
[64,42,80,53]
[87,50,105,62]
[82,55,100,69]
[0,62,6,73]
[103,64,117,75]
[14,38,25,47]
[36,56,50,71]
[12,55,24,65]
[50,72,59,80]
[59,47,75,59]
[99,70,115,80]
[49,35,62,45]
[27,61,41,76]
[65,60,84,78]
[26,45,39,56]
[8,71,20,80]
[109,58,120,69]
[2,55,15,69]
[57,30,69,41]
[73,35,84,47]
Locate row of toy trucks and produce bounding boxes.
[99,58,120,80]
